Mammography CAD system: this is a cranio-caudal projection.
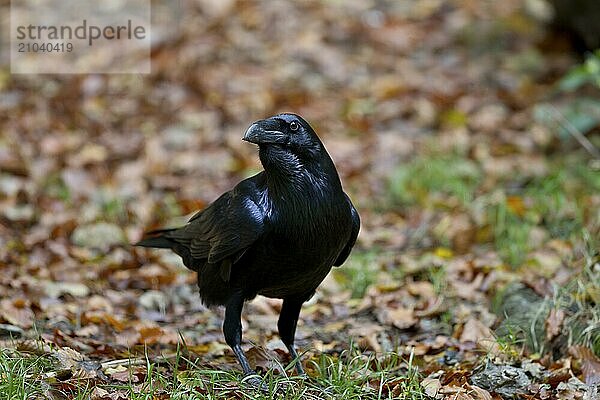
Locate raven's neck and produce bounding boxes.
[258,147,342,210]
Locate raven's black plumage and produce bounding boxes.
[136,113,360,379]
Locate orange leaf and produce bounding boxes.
[506,196,526,217]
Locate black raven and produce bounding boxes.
[136,113,360,379]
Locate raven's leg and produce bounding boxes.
[278,298,306,376]
[223,292,254,377]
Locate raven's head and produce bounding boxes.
[243,113,337,186]
[243,113,323,162]
[244,113,340,192]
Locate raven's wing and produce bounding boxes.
[333,195,360,267]
[164,186,264,266]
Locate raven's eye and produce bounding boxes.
[289,121,299,131]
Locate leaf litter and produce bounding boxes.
[1,0,599,398]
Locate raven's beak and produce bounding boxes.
[243,120,287,145]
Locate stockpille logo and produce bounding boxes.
[10,0,151,74]
[15,19,147,46]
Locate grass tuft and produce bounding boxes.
[389,154,482,207]
[0,344,427,399]
[333,250,380,298]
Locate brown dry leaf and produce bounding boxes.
[0,146,27,175]
[569,346,600,385]
[386,306,417,329]
[459,318,499,354]
[107,365,139,383]
[87,295,114,312]
[441,369,470,388]
[439,385,467,394]
[528,383,553,399]
[349,321,384,352]
[187,342,230,356]
[468,384,494,400]
[84,312,125,331]
[250,296,280,315]
[90,387,111,400]
[446,395,473,400]
[421,377,441,397]
[54,346,104,380]
[138,325,179,345]
[91,387,130,400]
[75,324,100,337]
[442,213,477,254]
[0,298,34,328]
[415,296,446,317]
[16,339,53,355]
[547,367,573,387]
[530,250,563,277]
[69,143,108,166]
[55,346,85,370]
[407,280,435,298]
[357,334,382,353]
[115,329,140,347]
[545,308,566,341]
[139,326,163,343]
[449,394,479,400]
[44,281,90,298]
[323,321,348,334]
[410,335,450,356]
[138,264,177,286]
[246,346,284,373]
[450,269,485,301]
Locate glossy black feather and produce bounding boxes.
[334,196,360,267]
[136,114,359,307]
[135,114,359,377]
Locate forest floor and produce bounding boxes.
[0,0,599,399]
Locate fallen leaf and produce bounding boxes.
[107,365,139,382]
[468,384,493,400]
[459,318,499,354]
[71,222,126,250]
[55,346,85,369]
[406,280,435,298]
[0,298,34,328]
[115,329,140,347]
[74,324,99,337]
[414,296,446,317]
[44,281,90,298]
[246,346,284,373]
[570,346,600,385]
[421,377,441,397]
[90,387,111,400]
[439,385,467,394]
[506,195,526,217]
[69,143,108,166]
[434,247,454,259]
[381,306,417,329]
[545,307,565,341]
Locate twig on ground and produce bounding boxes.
[549,105,600,160]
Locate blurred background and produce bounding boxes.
[0,0,599,397]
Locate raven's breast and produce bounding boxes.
[236,212,352,300]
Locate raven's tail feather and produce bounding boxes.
[135,228,177,249]
[135,227,199,273]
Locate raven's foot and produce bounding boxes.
[241,373,269,391]
[294,362,306,377]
